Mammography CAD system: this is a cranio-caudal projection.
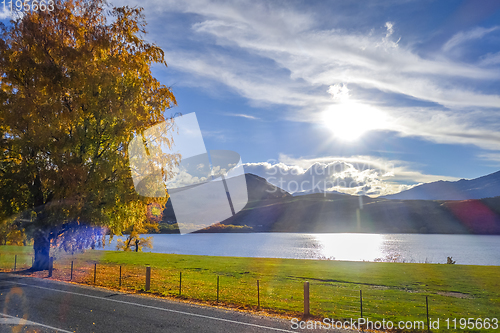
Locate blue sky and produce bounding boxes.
[3,0,500,196]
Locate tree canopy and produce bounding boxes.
[0,0,177,269]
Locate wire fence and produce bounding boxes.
[0,252,497,332]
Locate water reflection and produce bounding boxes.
[101,233,500,265]
[314,233,385,261]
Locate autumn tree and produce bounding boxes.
[0,0,177,269]
[115,202,165,252]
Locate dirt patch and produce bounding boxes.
[437,291,473,299]
[291,276,391,290]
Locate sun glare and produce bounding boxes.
[321,102,387,141]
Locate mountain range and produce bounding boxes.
[160,171,500,235]
[383,170,500,200]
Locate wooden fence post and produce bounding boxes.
[94,263,97,284]
[304,281,310,316]
[360,290,363,318]
[426,296,430,332]
[257,280,260,309]
[179,272,182,296]
[70,261,73,280]
[217,276,220,304]
[119,266,122,287]
[48,257,53,277]
[14,255,17,271]
[145,266,151,291]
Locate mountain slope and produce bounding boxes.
[384,170,500,200]
[161,173,500,235]
[244,173,292,201]
[161,173,291,224]
[221,194,500,234]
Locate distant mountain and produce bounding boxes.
[161,173,291,224]
[384,170,500,200]
[221,193,500,235]
[161,173,500,235]
[244,173,292,201]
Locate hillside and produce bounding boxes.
[161,173,500,235]
[221,193,500,234]
[160,173,291,226]
[383,170,500,200]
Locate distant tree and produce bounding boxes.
[116,234,153,252]
[115,202,158,252]
[0,0,177,270]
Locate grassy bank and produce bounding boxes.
[1,246,499,332]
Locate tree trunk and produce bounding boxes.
[30,170,51,271]
[32,234,50,271]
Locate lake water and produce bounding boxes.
[101,233,500,266]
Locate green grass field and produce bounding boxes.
[1,245,499,332]
[0,245,33,268]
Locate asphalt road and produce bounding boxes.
[0,273,351,333]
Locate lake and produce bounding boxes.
[101,233,500,266]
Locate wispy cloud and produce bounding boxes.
[442,26,499,53]
[223,113,261,120]
[115,0,500,153]
[380,106,500,150]
[201,130,227,142]
[480,52,500,66]
[478,152,500,166]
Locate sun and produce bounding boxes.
[321,102,387,141]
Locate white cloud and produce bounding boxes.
[480,52,500,66]
[165,168,208,189]
[176,4,499,105]
[201,130,227,142]
[383,106,500,151]
[277,154,459,183]
[210,165,228,176]
[385,22,394,37]
[223,113,261,120]
[442,26,499,53]
[0,6,12,19]
[114,0,500,151]
[380,21,400,48]
[163,50,322,109]
[327,84,350,101]
[478,152,500,166]
[243,154,459,197]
